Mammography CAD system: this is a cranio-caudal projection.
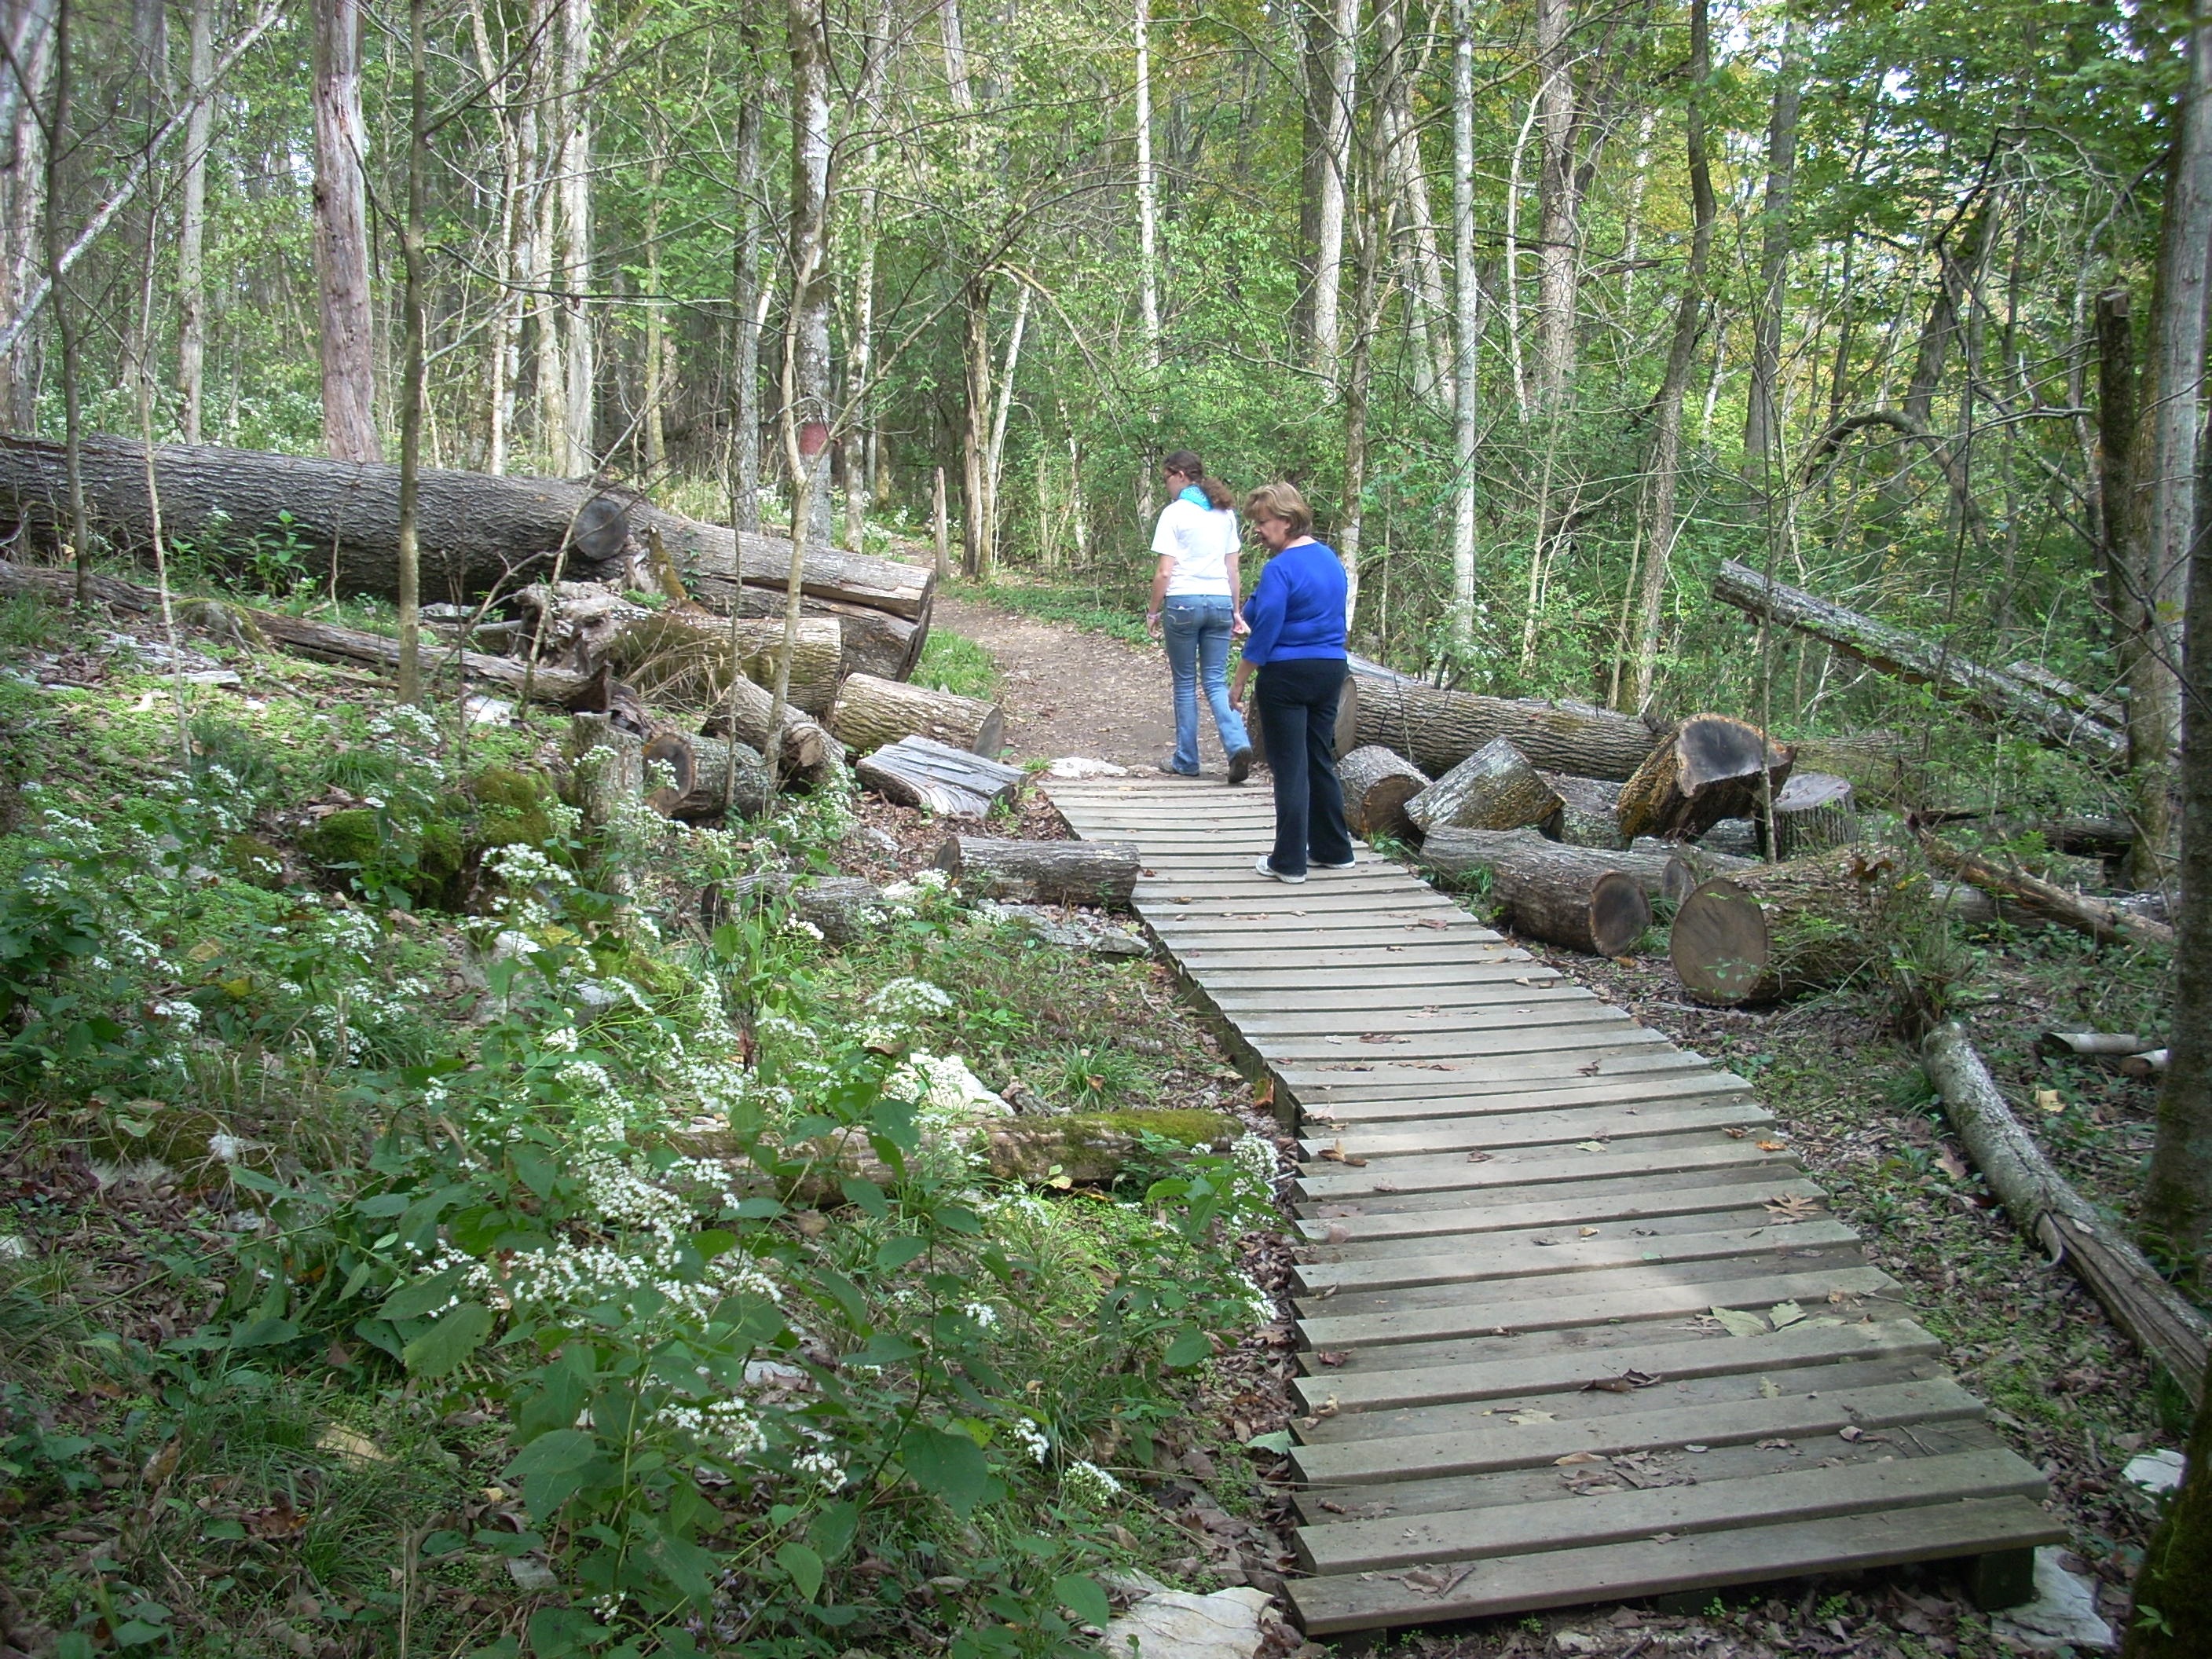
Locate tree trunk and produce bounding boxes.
[1712,559,2127,762]
[1448,0,1480,641]
[174,0,214,444]
[1374,0,1449,401]
[831,671,1002,757]
[1617,713,1792,842]
[1134,0,1159,368]
[1531,0,1579,412]
[2123,1369,2212,1654]
[1542,770,1625,849]
[729,40,764,532]
[1742,23,1800,479]
[1620,0,1712,712]
[960,272,993,577]
[1339,743,1428,840]
[1419,826,1675,906]
[1492,852,1650,958]
[1783,731,1914,807]
[1672,849,1899,1005]
[985,283,1030,562]
[395,0,430,702]
[785,0,834,572]
[508,584,844,714]
[1302,0,1357,368]
[654,733,771,821]
[933,464,949,579]
[557,0,596,473]
[935,834,1140,909]
[1342,675,1658,781]
[1406,737,1564,836]
[1339,126,1383,633]
[311,0,378,463]
[40,0,84,602]
[1917,833,2175,949]
[855,734,1022,816]
[841,0,894,553]
[117,0,167,395]
[0,0,56,431]
[1766,771,1858,861]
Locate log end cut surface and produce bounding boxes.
[1037,773,2049,1639]
[1672,877,1771,1006]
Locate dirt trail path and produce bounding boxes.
[929,588,1251,776]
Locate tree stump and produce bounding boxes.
[1342,675,1661,780]
[1542,771,1628,849]
[1406,738,1563,836]
[1338,745,1429,840]
[1670,845,1902,1005]
[858,735,1024,817]
[934,835,1140,909]
[571,712,644,830]
[1489,845,1654,956]
[1617,713,1793,840]
[1701,816,1763,858]
[1767,771,1859,859]
[831,671,1004,757]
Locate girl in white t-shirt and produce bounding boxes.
[1144,449,1253,781]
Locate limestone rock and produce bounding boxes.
[1100,1586,1274,1659]
[1988,1547,2115,1653]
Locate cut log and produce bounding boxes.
[1341,676,1661,781]
[1917,810,2136,862]
[1916,832,2174,949]
[1617,714,1793,841]
[1339,744,1430,840]
[2002,660,2125,730]
[512,583,845,715]
[1669,846,1903,1005]
[1541,771,1627,849]
[1406,738,1563,836]
[703,670,842,788]
[1712,559,2126,762]
[711,579,926,681]
[1487,845,1653,957]
[0,558,595,704]
[933,835,1140,910]
[1419,828,1675,897]
[1699,816,1764,858]
[2038,1031,2159,1064]
[857,735,1024,818]
[652,734,770,822]
[642,504,932,618]
[1923,1021,2206,1402]
[1784,731,1917,807]
[2122,1049,2170,1079]
[705,871,891,946]
[1767,771,1860,860]
[571,712,646,831]
[1659,846,1759,905]
[831,671,1003,758]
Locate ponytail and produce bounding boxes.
[1164,448,1236,512]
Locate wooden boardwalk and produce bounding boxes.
[1044,774,2061,1639]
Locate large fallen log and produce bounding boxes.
[1784,731,1917,807]
[1923,1022,2207,1404]
[704,871,892,946]
[707,579,926,681]
[703,672,842,788]
[509,584,846,716]
[0,558,595,702]
[1542,771,1628,849]
[933,834,1139,909]
[1917,832,2174,949]
[1407,738,1562,836]
[1712,559,2126,762]
[1488,844,1652,957]
[1339,744,1428,840]
[831,672,1003,757]
[1420,827,1675,896]
[1617,713,1793,841]
[1670,846,1903,1005]
[0,433,932,661]
[1342,676,1661,781]
[856,735,1023,818]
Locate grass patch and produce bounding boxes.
[914,627,1002,699]
[950,571,1154,645]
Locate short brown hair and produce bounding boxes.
[1243,482,1313,534]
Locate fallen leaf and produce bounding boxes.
[1683,1443,1710,1453]
[1318,1141,1368,1167]
[1760,1378,1781,1399]
[1465,1151,1491,1163]
[1315,1350,1350,1367]
[1506,1408,1556,1425]
[1936,1148,1971,1181]
[245,1499,311,1540]
[1360,1032,1412,1045]
[1580,1226,1600,1237]
[1555,1452,1610,1466]
[1765,1192,1825,1221]
[2036,1088,2064,1115]
[1770,1299,1805,1329]
[1757,1437,1795,1449]
[1711,1306,1769,1338]
[1533,1236,1560,1247]
[1578,1060,1602,1075]
[1324,1224,1350,1243]
[1838,1424,1865,1441]
[1400,1562,1475,1596]
[1756,1140,1787,1152]
[1724,1126,1749,1138]
[1576,1139,1608,1152]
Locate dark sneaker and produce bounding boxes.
[1156,759,1199,777]
[1226,747,1253,786]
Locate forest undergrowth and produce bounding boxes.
[0,588,1306,1659]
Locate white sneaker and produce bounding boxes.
[1313,855,1357,870]
[1254,855,1307,884]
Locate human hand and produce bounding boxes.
[1231,612,1250,637]
[1145,610,1162,639]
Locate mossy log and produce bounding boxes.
[1338,744,1428,840]
[1542,771,1628,849]
[1617,714,1793,841]
[934,834,1140,909]
[648,734,771,822]
[704,871,890,946]
[1342,675,1661,780]
[513,584,845,716]
[1406,738,1562,836]
[1669,845,1903,1005]
[704,580,927,683]
[831,671,1004,757]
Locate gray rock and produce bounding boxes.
[1989,1547,2115,1653]
[1100,1586,1273,1659]
[985,901,1149,958]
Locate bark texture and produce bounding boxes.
[1491,849,1651,958]
[934,834,1140,909]
[1671,847,1903,1005]
[1406,738,1563,836]
[311,0,378,463]
[1917,833,2174,949]
[1767,771,1859,861]
[855,734,1022,817]
[1339,743,1428,840]
[1617,714,1793,842]
[830,672,1003,757]
[1345,674,1661,781]
[1543,771,1627,849]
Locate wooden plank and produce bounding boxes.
[1287,1496,2065,1634]
[1298,1265,1898,1353]
[1243,1002,1629,1038]
[1149,893,1465,919]
[1298,1072,1753,1124]
[1288,1376,1983,1487]
[1276,1051,1716,1090]
[1295,1135,1794,1204]
[1298,1127,1784,1191]
[1304,1199,1801,1266]
[1291,1315,1939,1415]
[1291,1417,2003,1524]
[1190,965,1558,995]
[1303,1101,1773,1160]
[1295,1447,2045,1576]
[1295,1169,1819,1238]
[1294,1218,1859,1298]
[1210,983,1588,1015]
[1259,1027,1667,1064]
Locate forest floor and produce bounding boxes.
[931,569,2187,1659]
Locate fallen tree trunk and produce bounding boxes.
[1543,771,1628,849]
[1923,1021,2207,1404]
[1617,714,1793,841]
[511,584,845,716]
[651,734,771,822]
[1713,559,2127,762]
[2122,1049,2170,1079]
[1670,846,1904,1005]
[1917,810,2136,862]
[2039,1031,2161,1064]
[1420,827,1675,896]
[934,834,1139,909]
[1767,771,1859,860]
[831,672,1003,758]
[1489,846,1653,957]
[704,672,842,788]
[704,871,892,946]
[1342,676,1661,781]
[857,735,1024,818]
[1339,744,1428,840]
[1784,731,1917,807]
[641,505,931,618]
[0,558,595,703]
[1407,738,1562,836]
[703,579,927,681]
[1917,832,2174,948]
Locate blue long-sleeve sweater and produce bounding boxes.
[1240,538,1348,665]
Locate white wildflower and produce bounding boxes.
[1061,1459,1122,1505]
[1012,1416,1049,1465]
[963,1301,999,1330]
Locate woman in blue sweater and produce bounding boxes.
[1228,483,1355,883]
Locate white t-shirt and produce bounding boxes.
[1152,497,1238,598]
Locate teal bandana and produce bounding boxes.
[1177,485,1210,507]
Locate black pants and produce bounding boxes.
[1254,657,1354,877]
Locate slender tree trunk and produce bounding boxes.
[1617,105,1656,321]
[842,0,892,552]
[1533,0,1580,413]
[786,0,833,555]
[42,0,85,601]
[1135,0,1159,370]
[1503,81,1538,417]
[1743,21,1800,481]
[1375,0,1448,402]
[466,0,520,474]
[729,38,764,531]
[985,281,1030,562]
[118,0,166,396]
[174,0,214,444]
[1340,112,1387,638]
[558,0,595,474]
[643,149,667,476]
[530,0,564,470]
[0,0,57,431]
[2125,1356,2212,1654]
[396,0,429,704]
[1303,0,1357,371]
[312,0,378,462]
[1621,0,1712,714]
[1449,0,1480,642]
[960,273,993,578]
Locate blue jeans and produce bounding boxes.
[1162,595,1250,773]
